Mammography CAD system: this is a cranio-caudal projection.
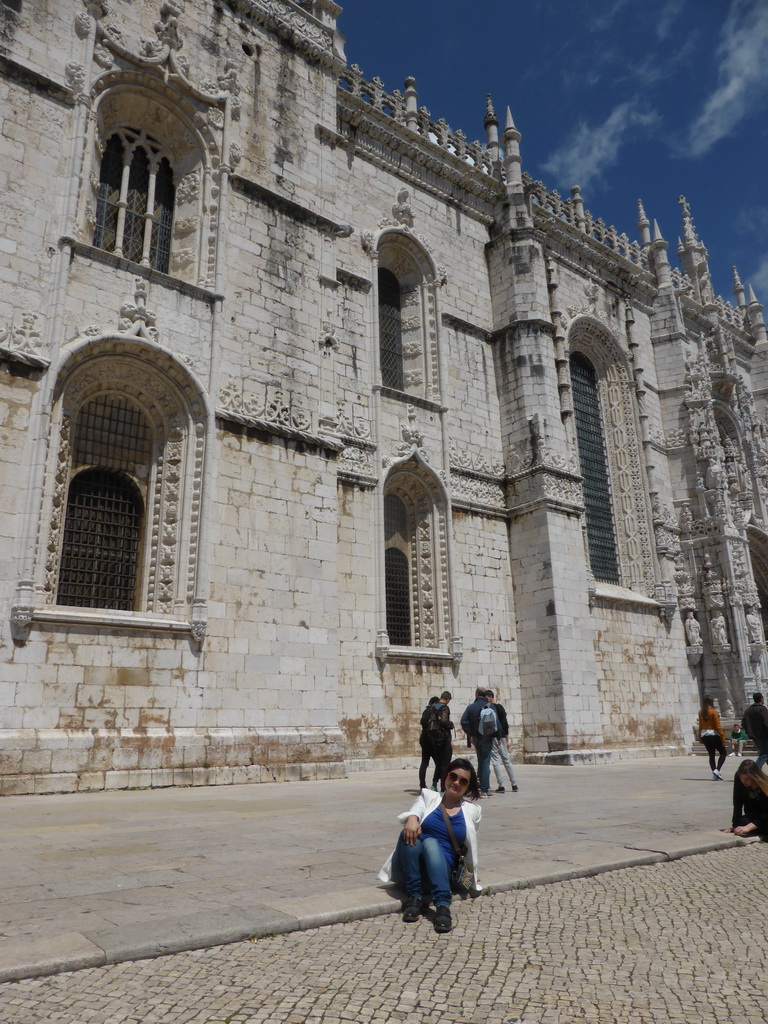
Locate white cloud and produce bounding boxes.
[750,255,768,300]
[542,100,660,191]
[656,0,685,41]
[686,0,768,156]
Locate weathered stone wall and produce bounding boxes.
[1,0,764,793]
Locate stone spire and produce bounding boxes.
[484,94,500,169]
[747,284,768,344]
[649,220,673,293]
[637,199,651,246]
[502,107,523,194]
[733,266,746,309]
[404,76,418,133]
[677,195,714,305]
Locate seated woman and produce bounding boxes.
[378,757,481,934]
[723,759,768,838]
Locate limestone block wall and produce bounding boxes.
[591,598,694,751]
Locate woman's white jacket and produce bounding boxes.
[377,789,483,893]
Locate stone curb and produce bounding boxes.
[0,835,753,985]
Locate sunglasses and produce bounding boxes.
[447,771,470,787]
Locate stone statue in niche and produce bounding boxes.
[710,611,728,647]
[746,606,763,644]
[684,611,702,646]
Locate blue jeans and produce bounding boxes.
[391,834,452,907]
[475,735,493,792]
[756,743,768,769]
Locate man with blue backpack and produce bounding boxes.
[460,687,498,798]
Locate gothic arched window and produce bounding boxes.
[379,268,404,390]
[93,130,175,273]
[570,352,620,584]
[56,394,152,610]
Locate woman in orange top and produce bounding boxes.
[698,695,727,781]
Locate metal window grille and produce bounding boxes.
[152,157,175,275]
[385,548,411,646]
[93,134,123,252]
[570,353,620,583]
[57,469,143,610]
[93,131,175,272]
[384,494,411,645]
[123,147,150,264]
[72,395,151,470]
[379,268,404,390]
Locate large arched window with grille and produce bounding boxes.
[384,494,411,645]
[570,352,620,583]
[57,469,144,610]
[93,130,175,273]
[56,394,152,610]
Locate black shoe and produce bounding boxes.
[511,785,519,792]
[495,786,505,793]
[434,905,452,933]
[402,896,423,923]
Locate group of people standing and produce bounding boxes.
[418,687,518,798]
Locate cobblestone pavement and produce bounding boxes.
[2,843,765,1024]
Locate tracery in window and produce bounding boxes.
[93,129,175,273]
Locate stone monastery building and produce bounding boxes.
[3,0,768,795]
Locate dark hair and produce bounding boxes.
[475,687,487,698]
[485,689,494,699]
[443,757,481,800]
[753,692,764,703]
[702,695,714,710]
[428,695,439,705]
[440,690,452,701]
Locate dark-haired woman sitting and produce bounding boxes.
[723,759,768,838]
[378,757,482,934]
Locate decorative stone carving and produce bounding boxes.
[117,278,159,342]
[65,61,87,99]
[710,611,729,648]
[0,312,49,369]
[219,377,314,435]
[684,611,702,645]
[391,188,414,228]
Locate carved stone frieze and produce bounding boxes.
[449,439,504,477]
[450,471,506,512]
[508,467,584,510]
[222,0,339,70]
[0,312,49,369]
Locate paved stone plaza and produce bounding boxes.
[2,843,765,1024]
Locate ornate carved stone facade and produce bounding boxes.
[1,0,767,793]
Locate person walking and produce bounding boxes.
[418,697,440,791]
[485,689,518,793]
[742,692,768,768]
[418,691,453,790]
[460,687,498,798]
[698,695,727,780]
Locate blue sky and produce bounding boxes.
[338,0,768,306]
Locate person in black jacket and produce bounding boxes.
[418,692,453,790]
[742,692,768,768]
[724,759,768,838]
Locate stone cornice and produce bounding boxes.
[222,0,343,71]
[0,53,73,105]
[216,409,345,453]
[441,313,492,341]
[230,175,349,235]
[332,98,503,224]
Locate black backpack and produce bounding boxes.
[422,703,448,744]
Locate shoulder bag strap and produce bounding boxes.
[440,804,463,853]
